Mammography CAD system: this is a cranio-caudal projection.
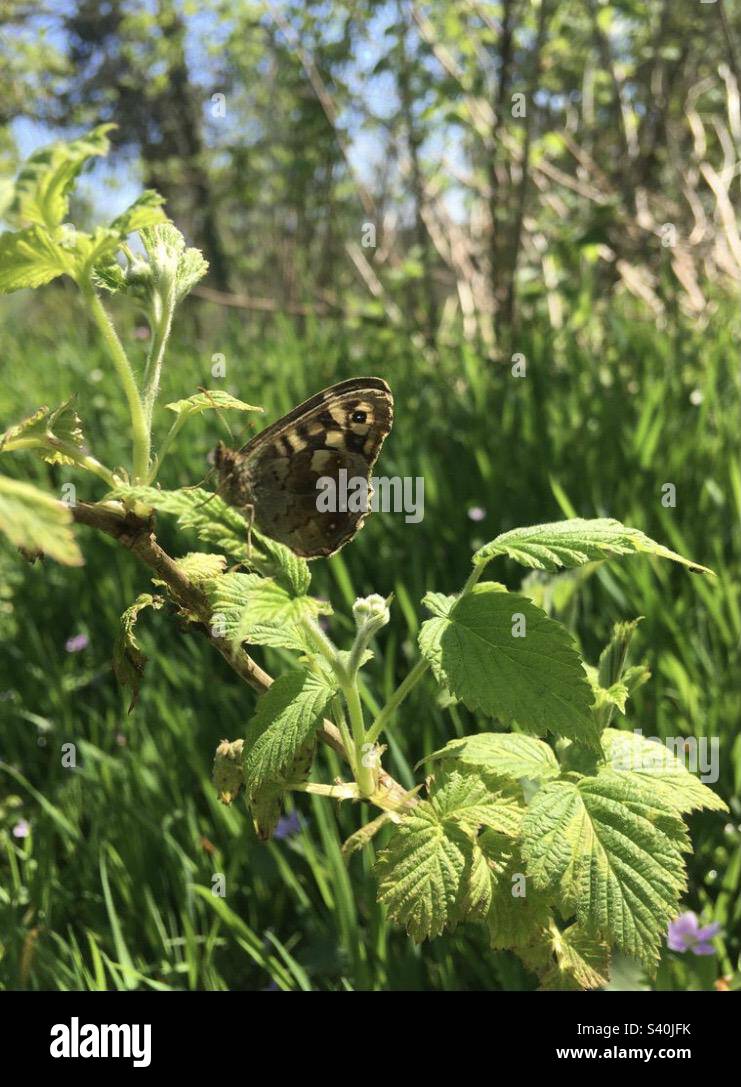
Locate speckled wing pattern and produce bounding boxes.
[214,377,394,558]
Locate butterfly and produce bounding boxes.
[213,377,394,558]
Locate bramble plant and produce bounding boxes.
[0,129,728,990]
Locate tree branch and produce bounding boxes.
[70,501,412,792]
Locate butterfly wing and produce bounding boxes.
[240,377,394,558]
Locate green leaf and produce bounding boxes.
[91,256,126,294]
[212,738,244,806]
[419,584,597,746]
[112,484,310,594]
[206,571,330,653]
[9,124,114,230]
[165,390,262,419]
[109,190,167,236]
[375,770,523,941]
[114,483,248,555]
[589,674,629,717]
[0,178,14,218]
[522,772,689,968]
[483,837,553,962]
[474,518,713,575]
[174,552,227,584]
[248,732,316,841]
[376,801,473,941]
[459,835,499,919]
[428,768,524,836]
[243,668,336,804]
[65,225,123,279]
[0,475,83,565]
[44,399,85,450]
[621,664,651,698]
[424,733,560,785]
[539,923,610,991]
[0,227,68,292]
[152,551,228,613]
[0,399,88,468]
[342,812,396,858]
[0,406,50,450]
[598,619,643,690]
[40,400,86,466]
[601,728,728,814]
[174,246,209,300]
[251,528,311,596]
[113,593,164,712]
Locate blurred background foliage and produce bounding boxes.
[0,0,740,991]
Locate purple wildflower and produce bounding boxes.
[467,506,486,522]
[274,811,302,841]
[12,819,30,839]
[65,632,89,653]
[667,911,722,955]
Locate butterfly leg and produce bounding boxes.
[241,503,255,559]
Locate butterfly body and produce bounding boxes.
[213,377,393,558]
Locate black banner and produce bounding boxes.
[1,992,735,1072]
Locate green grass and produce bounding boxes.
[1,283,739,990]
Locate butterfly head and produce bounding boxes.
[212,440,234,472]
[212,440,253,507]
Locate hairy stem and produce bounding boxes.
[8,438,116,488]
[82,287,150,482]
[341,676,375,797]
[301,614,339,663]
[150,416,184,480]
[287,781,359,800]
[142,282,176,452]
[460,563,485,597]
[366,656,430,745]
[331,694,357,777]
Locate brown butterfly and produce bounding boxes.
[213,377,394,558]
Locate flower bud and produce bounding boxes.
[352,593,390,635]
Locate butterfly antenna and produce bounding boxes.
[181,463,218,492]
[187,470,231,511]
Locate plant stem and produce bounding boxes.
[301,615,339,663]
[58,449,117,488]
[149,416,184,481]
[286,781,359,800]
[364,563,481,747]
[331,694,357,775]
[347,629,372,677]
[366,657,430,744]
[83,286,150,482]
[8,438,117,488]
[342,676,375,797]
[460,563,485,596]
[142,283,176,456]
